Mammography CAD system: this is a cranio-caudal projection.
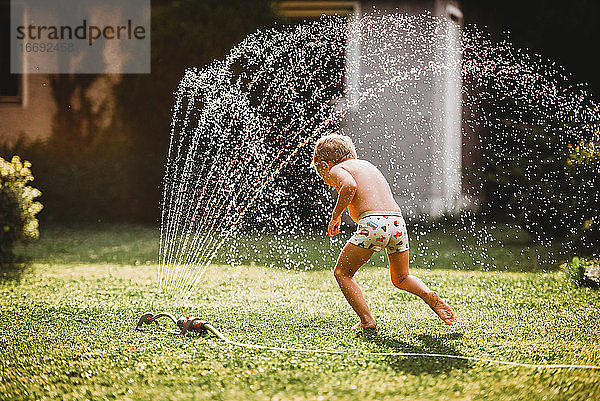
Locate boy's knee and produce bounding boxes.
[334,267,352,281]
[391,273,409,288]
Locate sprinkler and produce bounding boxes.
[136,311,209,336]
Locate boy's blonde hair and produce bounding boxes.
[313,134,357,169]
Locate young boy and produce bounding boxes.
[313,134,454,329]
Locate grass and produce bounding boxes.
[1,224,599,400]
[17,222,566,271]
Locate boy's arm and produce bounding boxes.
[330,166,357,220]
[328,166,357,237]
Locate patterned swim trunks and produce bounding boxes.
[347,211,409,254]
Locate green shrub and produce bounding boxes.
[482,123,567,235]
[0,156,43,259]
[566,256,600,288]
[481,109,599,255]
[566,131,600,252]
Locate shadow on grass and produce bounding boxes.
[358,331,470,374]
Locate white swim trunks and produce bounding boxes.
[348,211,409,254]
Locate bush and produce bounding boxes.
[0,156,43,259]
[566,132,600,252]
[566,256,600,288]
[481,113,599,255]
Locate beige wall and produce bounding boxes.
[0,74,55,145]
[0,73,119,146]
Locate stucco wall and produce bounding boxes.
[0,74,55,144]
[0,73,118,146]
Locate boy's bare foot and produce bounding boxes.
[426,292,454,325]
[353,321,377,330]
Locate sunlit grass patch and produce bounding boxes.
[2,235,600,400]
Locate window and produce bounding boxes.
[0,1,21,103]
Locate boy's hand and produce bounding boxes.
[328,215,341,237]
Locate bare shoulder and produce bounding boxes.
[330,162,356,180]
[337,158,378,173]
[338,159,390,187]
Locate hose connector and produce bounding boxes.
[177,316,208,336]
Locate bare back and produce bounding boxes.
[334,159,401,222]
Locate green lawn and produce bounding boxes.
[1,224,599,400]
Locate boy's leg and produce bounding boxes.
[334,243,376,328]
[388,250,454,325]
